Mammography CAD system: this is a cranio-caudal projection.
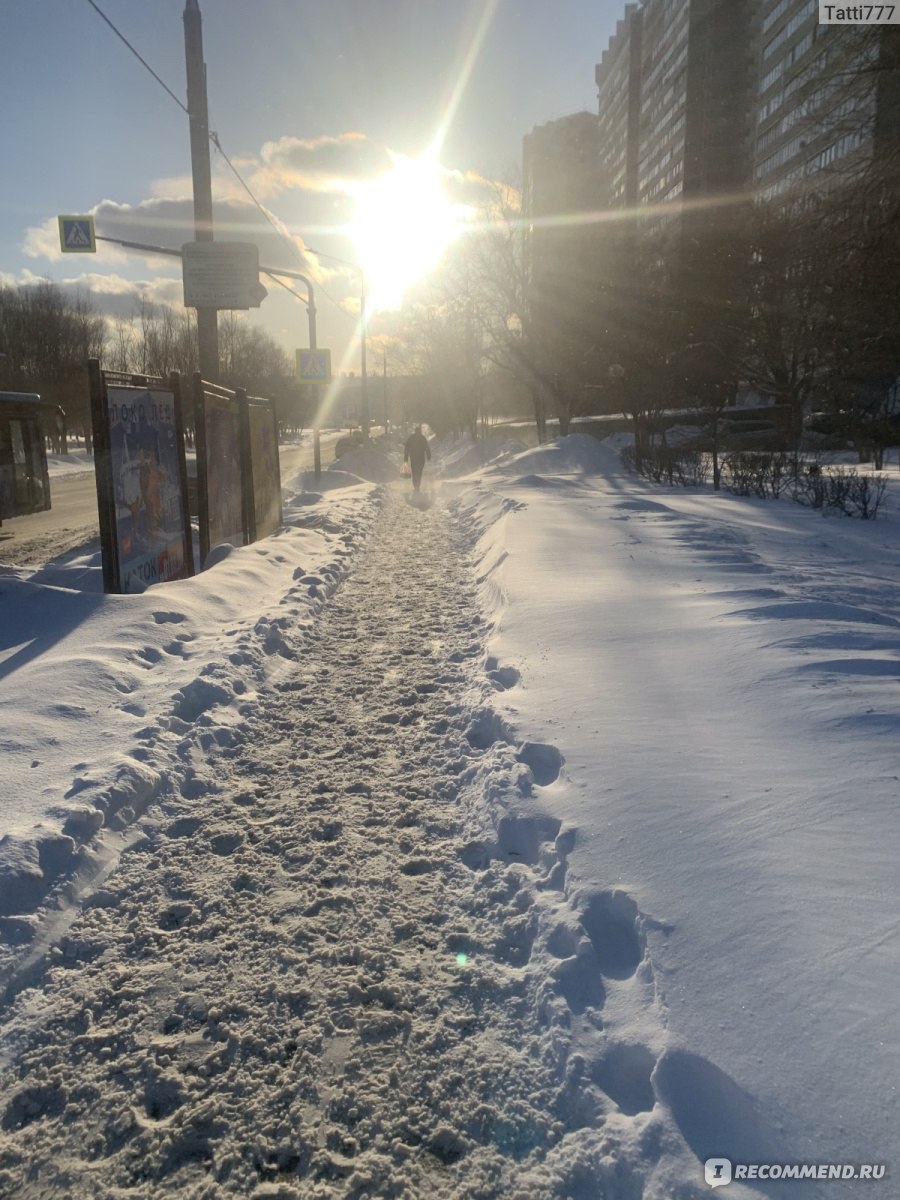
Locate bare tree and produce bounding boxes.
[0,281,105,435]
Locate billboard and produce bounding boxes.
[194,379,247,564]
[88,365,194,594]
[245,398,282,542]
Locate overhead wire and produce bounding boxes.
[81,0,353,315]
[82,0,188,114]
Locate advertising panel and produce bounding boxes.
[204,394,244,550]
[195,385,246,564]
[247,400,282,542]
[94,378,193,593]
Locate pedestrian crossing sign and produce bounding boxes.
[58,215,96,253]
[296,348,331,383]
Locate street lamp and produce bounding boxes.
[261,267,322,477]
[94,233,325,474]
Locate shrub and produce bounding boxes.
[621,445,886,520]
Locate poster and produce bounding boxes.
[201,392,244,555]
[105,386,192,593]
[247,401,282,542]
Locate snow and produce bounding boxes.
[45,448,96,479]
[1,430,899,1196]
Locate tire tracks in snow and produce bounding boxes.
[0,484,670,1199]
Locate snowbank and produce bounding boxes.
[4,426,900,1194]
[0,476,381,958]
[326,444,399,484]
[437,435,526,478]
[484,432,619,479]
[452,436,900,1193]
[45,450,95,479]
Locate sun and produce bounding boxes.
[350,153,463,311]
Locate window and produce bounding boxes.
[763,0,816,61]
[763,0,793,35]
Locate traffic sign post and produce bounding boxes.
[296,348,330,481]
[296,349,331,383]
[58,216,96,253]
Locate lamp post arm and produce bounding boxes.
[93,235,325,473]
[261,268,316,347]
[261,267,322,478]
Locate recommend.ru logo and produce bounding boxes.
[704,1158,887,1187]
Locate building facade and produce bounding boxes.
[521,113,606,416]
[753,2,900,200]
[526,0,897,234]
[522,111,604,303]
[521,0,899,407]
[595,3,643,213]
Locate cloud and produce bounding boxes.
[440,167,521,214]
[23,196,318,276]
[0,268,183,321]
[251,132,393,198]
[11,130,517,363]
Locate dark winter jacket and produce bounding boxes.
[404,430,431,468]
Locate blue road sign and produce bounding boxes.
[296,349,332,383]
[58,215,96,253]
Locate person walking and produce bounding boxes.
[403,425,432,492]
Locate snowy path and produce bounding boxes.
[0,485,666,1199]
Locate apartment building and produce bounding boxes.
[754,1,898,199]
[522,111,603,297]
[586,0,897,227]
[523,112,603,229]
[521,0,898,381]
[521,113,607,395]
[595,3,643,212]
[634,0,757,249]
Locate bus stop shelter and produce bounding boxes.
[0,391,60,523]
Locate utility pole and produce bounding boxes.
[183,0,219,383]
[306,291,321,479]
[359,274,369,438]
[306,246,367,439]
[382,347,389,433]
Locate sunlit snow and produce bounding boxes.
[1,432,898,1197]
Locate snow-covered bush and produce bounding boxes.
[624,446,887,519]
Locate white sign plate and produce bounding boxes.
[181,241,263,309]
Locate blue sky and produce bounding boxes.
[1,0,624,366]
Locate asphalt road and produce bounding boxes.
[0,436,340,568]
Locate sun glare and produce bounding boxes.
[350,154,463,311]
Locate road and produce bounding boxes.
[0,437,339,568]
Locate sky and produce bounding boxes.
[1,0,624,374]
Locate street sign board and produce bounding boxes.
[181,241,264,309]
[296,348,332,383]
[58,215,96,253]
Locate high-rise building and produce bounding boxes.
[522,113,606,412]
[754,2,899,200]
[634,0,756,245]
[588,0,899,214]
[522,111,603,301]
[595,4,643,212]
[521,0,899,402]
[523,112,603,231]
